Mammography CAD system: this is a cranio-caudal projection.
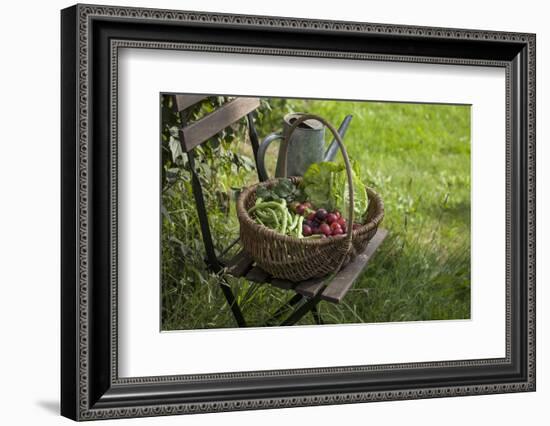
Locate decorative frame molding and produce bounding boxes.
[61,3,535,421]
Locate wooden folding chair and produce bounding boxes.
[170,94,387,327]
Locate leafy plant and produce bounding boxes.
[255,178,305,204]
[302,161,368,220]
[161,97,472,330]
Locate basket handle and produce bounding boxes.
[280,114,355,249]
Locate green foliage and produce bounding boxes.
[160,95,258,328]
[161,96,471,330]
[254,98,298,136]
[302,161,343,211]
[297,99,471,323]
[302,160,368,220]
[256,178,305,203]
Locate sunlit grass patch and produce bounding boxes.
[161,98,471,330]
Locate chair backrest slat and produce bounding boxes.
[174,94,208,111]
[180,97,260,152]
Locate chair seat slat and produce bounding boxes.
[293,277,326,298]
[246,266,270,283]
[226,229,387,304]
[181,97,260,152]
[225,250,254,277]
[320,229,388,303]
[174,94,208,111]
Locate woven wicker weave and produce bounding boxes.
[236,114,384,282]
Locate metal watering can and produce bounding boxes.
[256,113,353,180]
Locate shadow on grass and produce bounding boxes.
[317,228,471,325]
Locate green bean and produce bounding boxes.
[280,207,288,235]
[288,215,298,231]
[287,213,294,231]
[296,216,304,238]
[255,209,273,222]
[249,198,306,237]
[275,205,290,231]
[288,213,299,232]
[268,209,280,229]
[248,201,287,215]
[287,215,296,234]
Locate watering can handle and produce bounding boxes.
[256,132,283,181]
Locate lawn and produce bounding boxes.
[161,97,471,330]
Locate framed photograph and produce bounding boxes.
[61,3,536,421]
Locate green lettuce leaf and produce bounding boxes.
[303,161,368,221]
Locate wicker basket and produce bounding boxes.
[236,114,384,282]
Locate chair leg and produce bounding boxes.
[280,297,320,326]
[311,305,324,325]
[219,281,247,327]
[187,150,221,272]
[247,113,266,182]
[265,293,304,325]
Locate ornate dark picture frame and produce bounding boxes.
[61,3,536,421]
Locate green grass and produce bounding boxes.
[161,99,471,330]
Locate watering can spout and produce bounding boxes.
[324,114,353,162]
